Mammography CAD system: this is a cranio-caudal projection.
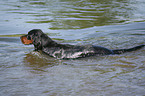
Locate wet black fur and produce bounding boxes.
[23,29,145,59]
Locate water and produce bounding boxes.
[0,0,145,96]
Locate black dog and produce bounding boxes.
[21,29,145,59]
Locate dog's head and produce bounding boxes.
[21,29,53,51]
[21,29,43,44]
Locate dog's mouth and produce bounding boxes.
[20,35,33,45]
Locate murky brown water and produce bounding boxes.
[0,0,145,96]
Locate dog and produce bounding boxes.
[20,29,145,59]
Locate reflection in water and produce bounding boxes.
[50,0,133,29]
[23,51,60,73]
[6,0,139,29]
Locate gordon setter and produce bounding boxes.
[20,29,145,59]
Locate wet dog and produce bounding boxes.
[21,29,145,59]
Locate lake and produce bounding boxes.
[0,0,145,96]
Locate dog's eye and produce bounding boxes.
[27,35,31,40]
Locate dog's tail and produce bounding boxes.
[112,44,145,54]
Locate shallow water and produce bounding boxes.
[0,0,145,96]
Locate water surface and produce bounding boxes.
[0,0,145,96]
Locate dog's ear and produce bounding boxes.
[32,32,43,51]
